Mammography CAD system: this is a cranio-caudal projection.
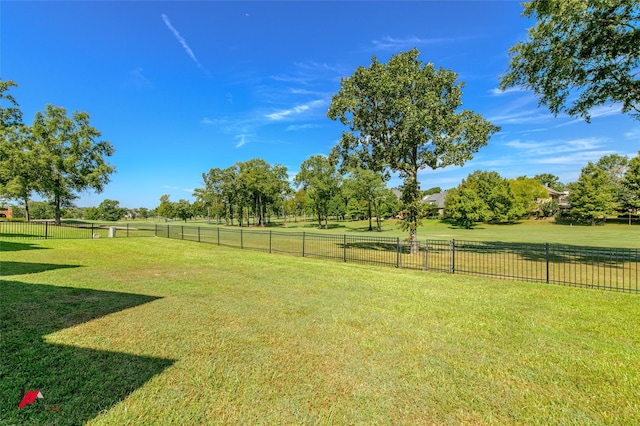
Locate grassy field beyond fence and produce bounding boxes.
[2,238,640,425]
[3,220,639,292]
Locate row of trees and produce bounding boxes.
[188,157,401,230]
[444,152,640,228]
[7,200,151,222]
[0,80,114,224]
[444,174,549,228]
[567,152,640,225]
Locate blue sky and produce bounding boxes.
[3,1,638,209]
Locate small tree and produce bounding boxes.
[444,187,489,229]
[342,167,387,231]
[174,199,192,222]
[294,155,341,229]
[568,162,616,225]
[510,177,549,218]
[96,199,125,221]
[156,194,175,220]
[539,200,560,218]
[138,207,149,220]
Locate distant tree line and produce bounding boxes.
[444,152,640,227]
[184,156,401,230]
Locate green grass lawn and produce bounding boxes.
[2,238,640,425]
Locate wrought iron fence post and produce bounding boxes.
[45,222,48,240]
[396,237,400,268]
[198,226,201,242]
[240,229,243,249]
[166,225,169,239]
[181,226,184,240]
[343,234,347,262]
[155,224,157,237]
[450,239,455,274]
[302,232,305,257]
[423,240,428,270]
[546,243,550,283]
[91,223,94,239]
[127,223,129,238]
[217,227,220,246]
[269,230,272,254]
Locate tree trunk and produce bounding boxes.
[54,195,62,226]
[259,194,265,227]
[23,197,31,222]
[402,169,420,255]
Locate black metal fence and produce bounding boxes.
[0,221,156,239]
[148,224,639,293]
[2,221,638,293]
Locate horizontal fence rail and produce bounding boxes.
[1,221,638,293]
[0,221,156,240]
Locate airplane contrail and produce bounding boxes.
[161,13,209,74]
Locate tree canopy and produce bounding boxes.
[445,172,548,227]
[500,0,640,121]
[1,81,115,224]
[568,162,618,224]
[328,49,499,247]
[622,152,640,214]
[32,105,115,224]
[86,199,125,221]
[294,155,341,229]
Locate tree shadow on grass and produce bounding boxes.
[441,220,486,230]
[0,280,176,425]
[0,261,81,276]
[344,226,383,233]
[301,222,346,230]
[0,241,49,252]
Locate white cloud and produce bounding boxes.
[534,151,614,165]
[555,104,623,127]
[235,134,247,148]
[265,99,327,121]
[286,123,321,132]
[130,67,153,89]
[504,137,608,156]
[161,14,210,75]
[371,35,470,51]
[489,87,523,96]
[489,110,553,125]
[487,93,553,125]
[624,127,640,140]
